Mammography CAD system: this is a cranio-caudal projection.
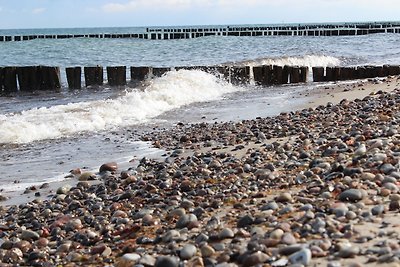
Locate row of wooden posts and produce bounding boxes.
[1,65,400,92]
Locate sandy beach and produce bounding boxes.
[0,75,400,266]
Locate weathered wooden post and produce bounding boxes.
[39,66,61,90]
[339,67,356,80]
[0,67,3,92]
[385,65,400,76]
[230,66,250,85]
[66,67,82,89]
[290,66,301,83]
[355,66,366,79]
[272,65,283,84]
[325,67,340,81]
[17,66,39,91]
[216,66,230,81]
[282,66,290,84]
[300,66,308,82]
[107,66,126,86]
[312,67,325,82]
[253,66,262,85]
[84,66,103,87]
[130,67,150,81]
[3,67,18,92]
[253,65,274,86]
[152,67,170,77]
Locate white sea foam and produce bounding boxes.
[244,55,341,68]
[0,70,241,144]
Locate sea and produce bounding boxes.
[1,25,400,195]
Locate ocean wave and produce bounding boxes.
[241,55,341,68]
[0,70,241,144]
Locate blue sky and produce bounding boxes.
[0,0,399,29]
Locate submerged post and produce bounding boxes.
[66,67,82,89]
[230,66,250,85]
[312,67,325,82]
[107,66,126,86]
[130,67,150,81]
[39,66,61,90]
[152,67,171,77]
[3,67,18,92]
[84,66,103,87]
[17,66,39,91]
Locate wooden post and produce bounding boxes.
[216,66,230,81]
[290,66,301,83]
[17,66,39,91]
[384,65,400,76]
[339,67,356,80]
[272,65,283,84]
[107,66,126,86]
[312,67,325,82]
[66,67,82,89]
[130,67,149,81]
[84,66,103,87]
[3,67,18,92]
[300,66,308,83]
[325,67,340,81]
[230,66,250,85]
[39,66,61,90]
[0,67,3,93]
[355,66,366,79]
[152,67,170,77]
[253,65,274,86]
[282,66,290,84]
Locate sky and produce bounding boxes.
[0,0,399,29]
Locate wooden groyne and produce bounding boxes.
[1,22,400,42]
[1,64,400,93]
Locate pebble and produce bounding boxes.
[219,228,235,239]
[201,244,215,257]
[242,251,269,267]
[180,244,197,260]
[20,230,40,241]
[288,248,312,266]
[338,189,364,202]
[276,192,293,203]
[155,256,179,267]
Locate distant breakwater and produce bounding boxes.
[1,64,400,93]
[1,22,400,42]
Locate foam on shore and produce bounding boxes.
[0,70,242,144]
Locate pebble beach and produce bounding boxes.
[1,76,400,267]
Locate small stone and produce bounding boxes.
[237,215,254,228]
[139,255,156,266]
[180,244,197,260]
[354,144,366,156]
[338,189,364,202]
[389,200,400,211]
[78,172,96,181]
[243,251,269,267]
[276,192,293,203]
[288,248,312,266]
[371,205,385,216]
[155,256,179,267]
[201,244,215,257]
[176,214,197,229]
[116,253,141,267]
[20,230,40,241]
[219,228,235,239]
[281,233,297,245]
[56,185,71,195]
[270,229,284,240]
[337,246,360,258]
[99,162,118,172]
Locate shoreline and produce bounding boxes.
[0,76,399,266]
